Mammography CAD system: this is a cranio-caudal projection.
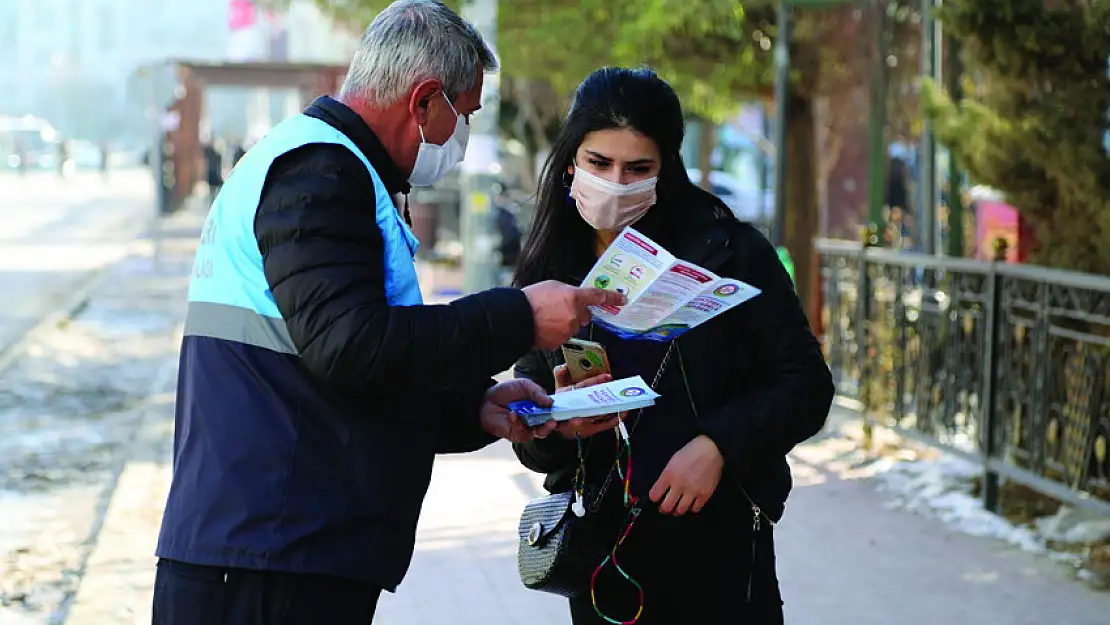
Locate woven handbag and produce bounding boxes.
[516,342,676,598]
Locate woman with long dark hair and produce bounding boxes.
[512,67,834,624]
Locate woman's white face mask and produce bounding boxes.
[570,167,658,231]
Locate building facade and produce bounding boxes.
[0,0,357,145]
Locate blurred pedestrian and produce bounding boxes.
[512,67,834,624]
[56,140,68,178]
[13,137,27,176]
[232,140,247,168]
[151,2,623,625]
[203,141,223,204]
[493,181,522,269]
[98,141,110,178]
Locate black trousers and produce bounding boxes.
[153,559,382,625]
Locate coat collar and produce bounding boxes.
[630,184,738,274]
[303,96,412,197]
[666,217,735,274]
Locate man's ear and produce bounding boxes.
[407,79,443,126]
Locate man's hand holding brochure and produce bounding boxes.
[515,226,763,426]
[582,226,761,341]
[511,375,660,427]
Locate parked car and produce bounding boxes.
[1,116,60,171]
[686,168,773,225]
[69,140,104,169]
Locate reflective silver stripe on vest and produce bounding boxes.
[183,301,298,355]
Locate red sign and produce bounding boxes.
[973,198,1039,263]
[622,232,658,255]
[669,264,713,283]
[975,200,1020,263]
[229,0,256,31]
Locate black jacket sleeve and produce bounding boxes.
[695,228,835,474]
[434,381,499,453]
[510,349,578,473]
[254,144,535,399]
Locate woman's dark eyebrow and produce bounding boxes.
[584,149,655,165]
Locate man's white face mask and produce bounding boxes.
[408,92,470,187]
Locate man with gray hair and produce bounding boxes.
[151,2,623,623]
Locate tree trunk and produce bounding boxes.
[813,95,845,238]
[518,79,552,191]
[510,100,538,190]
[783,92,820,330]
[696,120,717,191]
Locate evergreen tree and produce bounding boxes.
[923,0,1110,272]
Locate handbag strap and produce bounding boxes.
[674,341,775,529]
[586,340,677,512]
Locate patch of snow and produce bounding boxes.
[872,455,1048,554]
[1077,567,1108,590]
[869,451,1110,570]
[1036,506,1110,545]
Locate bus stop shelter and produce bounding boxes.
[132,60,347,212]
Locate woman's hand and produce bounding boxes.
[553,363,608,392]
[551,364,623,439]
[649,435,724,515]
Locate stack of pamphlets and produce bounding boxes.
[510,375,659,427]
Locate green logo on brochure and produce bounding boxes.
[620,387,646,397]
[594,275,611,289]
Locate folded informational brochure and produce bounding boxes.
[582,226,762,341]
[510,375,660,427]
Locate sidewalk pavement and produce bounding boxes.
[0,169,156,356]
[779,423,1110,625]
[62,258,1110,625]
[59,206,204,625]
[373,419,1110,625]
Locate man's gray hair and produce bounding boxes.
[340,0,498,107]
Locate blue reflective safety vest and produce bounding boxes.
[156,114,432,589]
[187,114,422,317]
